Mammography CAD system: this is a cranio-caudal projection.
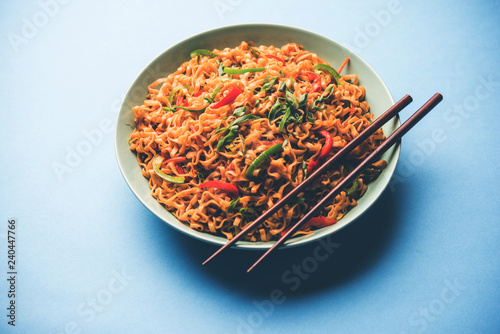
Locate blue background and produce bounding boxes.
[1,0,499,333]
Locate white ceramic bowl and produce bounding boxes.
[115,23,400,249]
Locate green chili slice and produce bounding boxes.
[168,85,192,106]
[152,156,185,184]
[245,143,283,178]
[313,64,342,84]
[190,49,217,58]
[223,67,265,75]
[346,178,359,196]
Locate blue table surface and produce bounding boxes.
[1,0,499,333]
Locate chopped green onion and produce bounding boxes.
[204,85,222,103]
[310,85,335,111]
[279,70,285,78]
[285,91,299,109]
[299,93,308,109]
[306,111,315,123]
[268,100,284,121]
[216,125,239,152]
[290,197,306,204]
[223,67,265,75]
[231,114,260,126]
[278,81,287,92]
[227,196,240,213]
[246,143,284,178]
[168,105,208,113]
[218,62,226,76]
[239,134,247,155]
[233,106,247,117]
[215,109,258,135]
[302,161,308,178]
[313,64,341,84]
[254,99,260,109]
[152,156,185,184]
[321,84,335,100]
[190,49,217,58]
[249,46,261,58]
[282,138,289,148]
[239,207,257,219]
[279,107,292,132]
[261,76,279,92]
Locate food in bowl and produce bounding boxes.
[128,41,387,242]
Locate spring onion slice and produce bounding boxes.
[171,105,208,113]
[168,85,192,105]
[227,196,240,213]
[152,156,185,184]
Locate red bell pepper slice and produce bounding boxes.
[307,160,317,176]
[193,91,202,97]
[199,181,239,197]
[211,87,242,109]
[307,130,334,175]
[306,72,321,93]
[175,96,189,111]
[265,55,285,65]
[175,163,185,175]
[163,157,187,164]
[306,216,337,229]
[257,55,286,66]
[317,130,333,161]
[280,216,337,237]
[349,104,356,116]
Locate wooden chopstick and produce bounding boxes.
[247,93,443,272]
[202,94,413,266]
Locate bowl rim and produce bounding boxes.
[115,23,400,250]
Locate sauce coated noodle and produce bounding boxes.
[129,41,387,242]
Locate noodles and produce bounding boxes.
[129,41,386,242]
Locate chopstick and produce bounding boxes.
[247,93,443,272]
[203,94,413,266]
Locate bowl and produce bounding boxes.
[115,23,400,249]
